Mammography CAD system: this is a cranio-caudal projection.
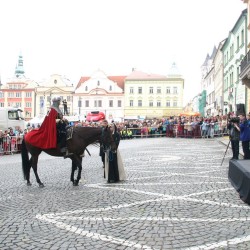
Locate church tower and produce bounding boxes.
[15,53,25,78]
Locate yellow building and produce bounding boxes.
[124,64,184,119]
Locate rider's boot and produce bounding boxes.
[61,147,73,159]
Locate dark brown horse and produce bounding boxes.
[21,126,117,187]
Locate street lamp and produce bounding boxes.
[78,97,82,116]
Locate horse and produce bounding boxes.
[21,126,117,187]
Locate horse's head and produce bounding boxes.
[101,126,117,152]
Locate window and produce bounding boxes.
[173,87,178,94]
[138,100,142,107]
[166,87,170,94]
[85,100,89,107]
[8,110,19,119]
[129,100,133,107]
[8,92,14,98]
[26,102,32,108]
[118,100,122,107]
[237,36,240,50]
[149,101,153,107]
[157,87,161,94]
[25,92,32,98]
[157,101,161,107]
[94,100,102,107]
[173,100,177,107]
[241,29,244,45]
[0,92,4,98]
[25,111,31,118]
[109,100,113,107]
[129,87,134,94]
[16,102,21,107]
[166,100,170,107]
[85,86,88,91]
[149,87,153,94]
[109,85,112,91]
[138,87,142,94]
[0,103,4,107]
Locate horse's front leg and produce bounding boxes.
[71,159,77,184]
[71,156,82,186]
[31,156,44,188]
[75,157,83,186]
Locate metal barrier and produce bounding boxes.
[0,136,23,155]
[119,125,228,139]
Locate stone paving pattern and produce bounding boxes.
[0,137,250,250]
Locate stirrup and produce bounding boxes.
[63,149,73,159]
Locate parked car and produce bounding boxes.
[86,111,105,122]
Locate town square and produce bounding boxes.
[1,137,250,249]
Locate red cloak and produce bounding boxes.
[25,108,58,149]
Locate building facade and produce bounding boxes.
[222,9,247,114]
[75,69,125,121]
[240,0,250,113]
[200,47,217,116]
[0,54,37,120]
[35,74,75,116]
[213,40,225,116]
[124,64,184,119]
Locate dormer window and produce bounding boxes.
[109,85,112,91]
[85,86,88,91]
[54,79,57,84]
[97,80,100,86]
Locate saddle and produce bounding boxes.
[66,126,74,141]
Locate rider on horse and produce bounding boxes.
[24,96,73,158]
[51,97,73,158]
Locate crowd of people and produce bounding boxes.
[1,111,250,160]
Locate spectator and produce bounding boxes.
[240,114,250,159]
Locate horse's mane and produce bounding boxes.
[73,126,102,147]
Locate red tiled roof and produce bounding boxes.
[108,76,126,90]
[76,76,90,89]
[76,75,126,91]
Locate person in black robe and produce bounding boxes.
[104,123,126,183]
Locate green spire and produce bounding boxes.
[15,54,25,78]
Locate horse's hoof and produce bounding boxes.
[27,182,32,186]
[73,181,79,186]
[39,183,45,188]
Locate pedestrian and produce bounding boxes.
[239,113,250,159]
[104,122,126,183]
[99,119,109,168]
[227,116,240,160]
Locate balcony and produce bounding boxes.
[240,50,250,88]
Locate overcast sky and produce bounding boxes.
[0,0,246,104]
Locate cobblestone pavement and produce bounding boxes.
[1,137,250,250]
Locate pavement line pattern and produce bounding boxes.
[30,138,250,249]
[36,214,154,250]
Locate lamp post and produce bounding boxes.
[78,97,82,117]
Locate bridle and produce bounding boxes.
[100,127,116,153]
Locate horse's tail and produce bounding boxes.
[21,138,30,180]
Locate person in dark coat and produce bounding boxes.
[227,116,240,160]
[104,123,126,183]
[240,114,250,159]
